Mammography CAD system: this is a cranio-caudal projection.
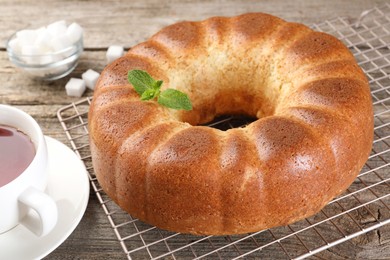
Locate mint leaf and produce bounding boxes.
[141,88,159,101]
[128,70,156,95]
[154,80,163,90]
[127,69,192,111]
[158,89,192,111]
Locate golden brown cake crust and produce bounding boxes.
[89,13,373,235]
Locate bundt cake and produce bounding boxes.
[89,13,373,235]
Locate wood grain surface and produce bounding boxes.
[0,0,389,259]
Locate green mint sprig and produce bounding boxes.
[128,70,192,111]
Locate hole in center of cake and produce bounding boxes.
[202,114,257,131]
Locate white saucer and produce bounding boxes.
[0,136,90,259]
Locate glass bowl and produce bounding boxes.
[6,32,83,81]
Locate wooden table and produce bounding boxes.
[1,0,389,259]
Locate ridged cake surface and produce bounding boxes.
[89,13,373,235]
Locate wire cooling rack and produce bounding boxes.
[57,4,390,259]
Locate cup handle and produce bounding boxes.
[18,187,58,236]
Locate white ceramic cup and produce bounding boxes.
[0,105,57,236]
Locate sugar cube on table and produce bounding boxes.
[65,78,86,97]
[106,45,124,63]
[82,69,100,90]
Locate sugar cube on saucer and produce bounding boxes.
[82,69,100,90]
[106,45,124,63]
[65,78,86,97]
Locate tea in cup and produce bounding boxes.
[0,125,35,186]
[0,105,57,236]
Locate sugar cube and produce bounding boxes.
[66,22,83,44]
[82,69,100,90]
[16,29,37,46]
[47,20,67,37]
[34,29,52,50]
[8,38,21,54]
[106,45,124,63]
[10,20,84,67]
[38,55,57,65]
[21,45,42,63]
[65,78,86,97]
[49,34,72,52]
